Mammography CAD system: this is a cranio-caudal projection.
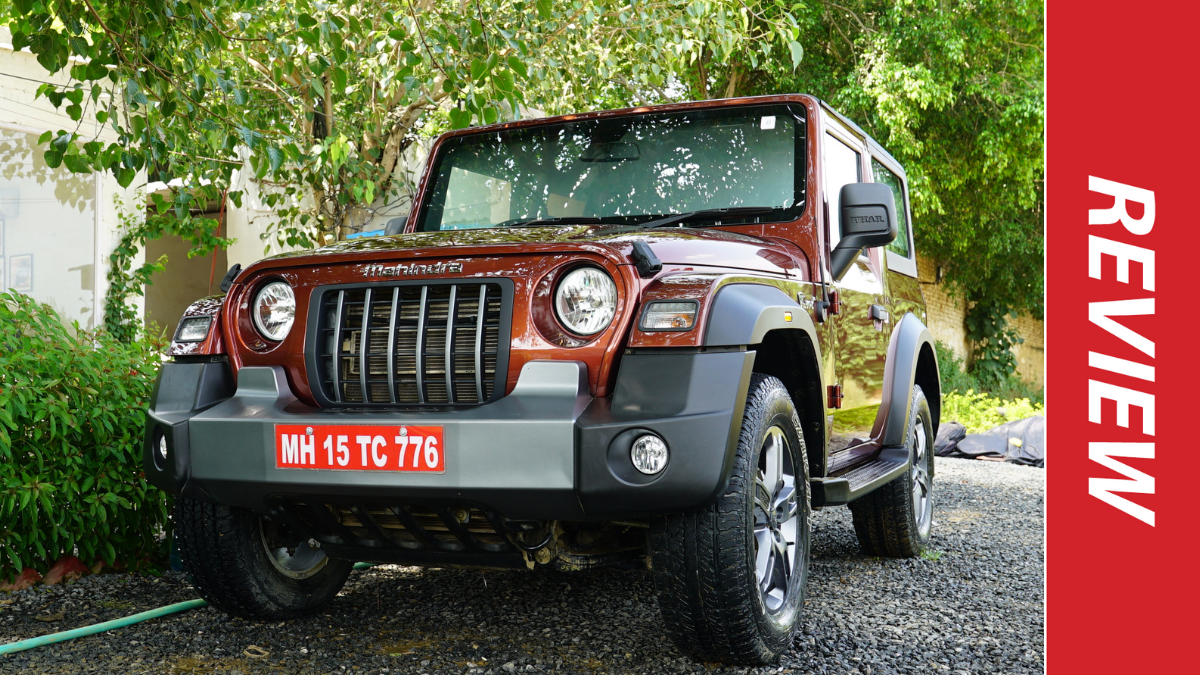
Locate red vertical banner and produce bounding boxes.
[1047,2,1200,670]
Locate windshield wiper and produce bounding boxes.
[596,207,779,234]
[498,216,607,228]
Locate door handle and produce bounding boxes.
[869,304,889,322]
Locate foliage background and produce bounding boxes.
[0,292,170,579]
[2,0,1044,382]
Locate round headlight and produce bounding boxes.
[554,267,617,336]
[252,281,295,341]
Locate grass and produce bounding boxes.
[920,549,945,562]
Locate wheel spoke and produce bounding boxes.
[780,495,800,527]
[753,526,772,578]
[758,541,776,592]
[770,536,791,591]
[773,482,795,512]
[762,431,783,493]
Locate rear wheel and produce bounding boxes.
[849,385,934,557]
[649,374,811,665]
[175,497,352,619]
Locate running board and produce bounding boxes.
[810,446,910,507]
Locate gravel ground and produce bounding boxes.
[0,458,1044,674]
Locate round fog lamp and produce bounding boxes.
[631,434,668,475]
[154,432,169,471]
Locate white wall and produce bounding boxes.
[1,29,145,330]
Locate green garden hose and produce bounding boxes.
[0,562,376,656]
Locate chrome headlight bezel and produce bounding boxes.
[553,266,618,337]
[252,280,296,342]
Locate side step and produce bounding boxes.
[810,446,910,507]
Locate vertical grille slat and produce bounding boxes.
[386,287,399,404]
[415,286,428,404]
[315,281,506,406]
[331,291,345,403]
[444,285,457,401]
[359,288,372,402]
[474,285,486,403]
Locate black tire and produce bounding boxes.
[649,374,812,665]
[174,497,352,620]
[849,384,934,558]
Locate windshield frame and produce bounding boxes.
[415,102,809,233]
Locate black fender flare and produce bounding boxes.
[872,312,940,447]
[703,283,824,368]
[702,282,828,474]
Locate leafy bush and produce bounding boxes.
[0,291,169,580]
[935,341,979,394]
[936,340,1043,406]
[942,391,1045,434]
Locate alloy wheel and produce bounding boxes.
[911,424,933,537]
[753,426,800,612]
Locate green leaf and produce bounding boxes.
[492,69,515,93]
[116,166,136,188]
[788,41,804,69]
[448,108,471,129]
[507,56,528,80]
[298,13,317,28]
[537,0,553,19]
[125,79,148,106]
[267,146,284,174]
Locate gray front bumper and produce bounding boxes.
[183,361,590,519]
[146,352,753,521]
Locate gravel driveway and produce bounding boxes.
[1,458,1044,674]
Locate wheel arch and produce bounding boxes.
[703,283,829,478]
[872,312,941,448]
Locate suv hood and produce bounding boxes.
[253,225,806,277]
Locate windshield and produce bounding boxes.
[418,104,806,231]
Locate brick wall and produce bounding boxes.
[914,255,1044,388]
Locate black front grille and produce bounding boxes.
[309,280,510,406]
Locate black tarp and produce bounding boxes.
[935,416,1045,468]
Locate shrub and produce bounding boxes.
[0,291,169,581]
[942,391,1046,434]
[935,341,979,394]
[936,340,1043,406]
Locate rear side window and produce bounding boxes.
[822,133,862,248]
[870,159,911,258]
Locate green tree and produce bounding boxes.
[2,0,803,250]
[704,0,1044,383]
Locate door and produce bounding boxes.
[822,123,889,460]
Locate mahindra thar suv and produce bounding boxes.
[146,94,940,665]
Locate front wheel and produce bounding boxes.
[649,374,811,665]
[174,497,352,620]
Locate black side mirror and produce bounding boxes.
[829,182,898,281]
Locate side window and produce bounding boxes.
[871,159,911,258]
[822,133,862,248]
